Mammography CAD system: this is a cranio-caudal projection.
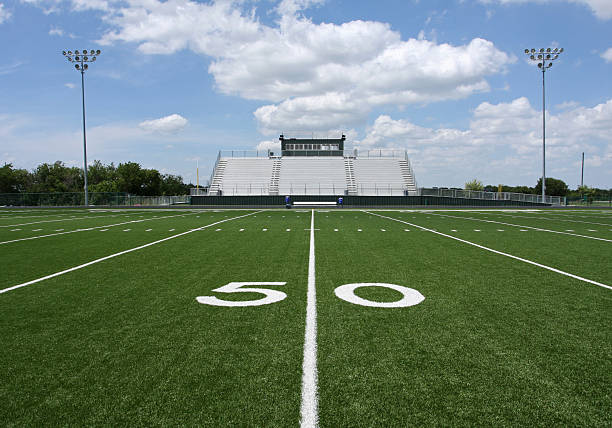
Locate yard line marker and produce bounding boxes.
[123,229,131,232]
[32,229,42,231]
[334,228,338,232]
[239,228,244,232]
[451,229,457,232]
[358,229,362,232]
[404,229,410,231]
[566,229,574,232]
[497,229,505,232]
[145,229,152,232]
[10,229,21,231]
[169,229,175,231]
[474,229,481,232]
[588,229,597,232]
[429,213,612,243]
[300,209,319,427]
[100,229,108,232]
[381,229,386,232]
[262,228,268,231]
[216,228,222,231]
[366,211,612,291]
[287,228,291,232]
[55,229,64,231]
[0,211,260,295]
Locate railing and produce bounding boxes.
[419,188,565,205]
[216,149,409,158]
[215,184,413,196]
[0,192,190,207]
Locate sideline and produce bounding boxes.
[300,209,319,427]
[0,211,260,295]
[365,211,612,291]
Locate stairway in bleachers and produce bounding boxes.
[343,158,357,195]
[208,159,227,196]
[269,158,281,195]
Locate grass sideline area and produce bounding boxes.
[1,208,611,426]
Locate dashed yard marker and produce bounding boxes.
[123,229,131,232]
[145,229,152,232]
[169,229,175,231]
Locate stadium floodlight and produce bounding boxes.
[62,49,102,207]
[524,46,563,201]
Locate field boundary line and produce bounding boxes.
[300,209,319,428]
[365,211,612,291]
[0,211,259,295]
[429,212,612,243]
[0,212,204,245]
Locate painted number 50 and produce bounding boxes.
[196,282,424,308]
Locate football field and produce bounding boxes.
[1,207,611,426]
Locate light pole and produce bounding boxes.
[63,49,101,206]
[524,47,563,202]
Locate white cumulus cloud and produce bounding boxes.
[139,114,188,133]
[357,97,612,186]
[601,48,612,63]
[0,3,11,23]
[95,0,514,132]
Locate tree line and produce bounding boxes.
[464,177,611,202]
[0,161,193,196]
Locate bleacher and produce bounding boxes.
[354,158,414,196]
[206,147,417,197]
[278,157,347,195]
[216,158,273,195]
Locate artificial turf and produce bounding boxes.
[0,208,610,426]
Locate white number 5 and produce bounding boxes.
[196,282,287,307]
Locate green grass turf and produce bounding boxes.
[316,211,611,426]
[0,208,610,426]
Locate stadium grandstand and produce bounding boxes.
[206,135,418,196]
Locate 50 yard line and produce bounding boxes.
[300,209,319,428]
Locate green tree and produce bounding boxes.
[161,174,189,195]
[31,161,83,193]
[0,163,30,193]
[577,185,596,204]
[464,179,484,191]
[534,177,569,197]
[116,162,144,194]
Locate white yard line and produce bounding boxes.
[0,212,201,245]
[429,213,612,243]
[300,209,319,428]
[0,211,259,295]
[366,211,612,291]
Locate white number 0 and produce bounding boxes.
[334,283,425,308]
[196,282,287,307]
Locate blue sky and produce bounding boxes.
[1,0,611,189]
